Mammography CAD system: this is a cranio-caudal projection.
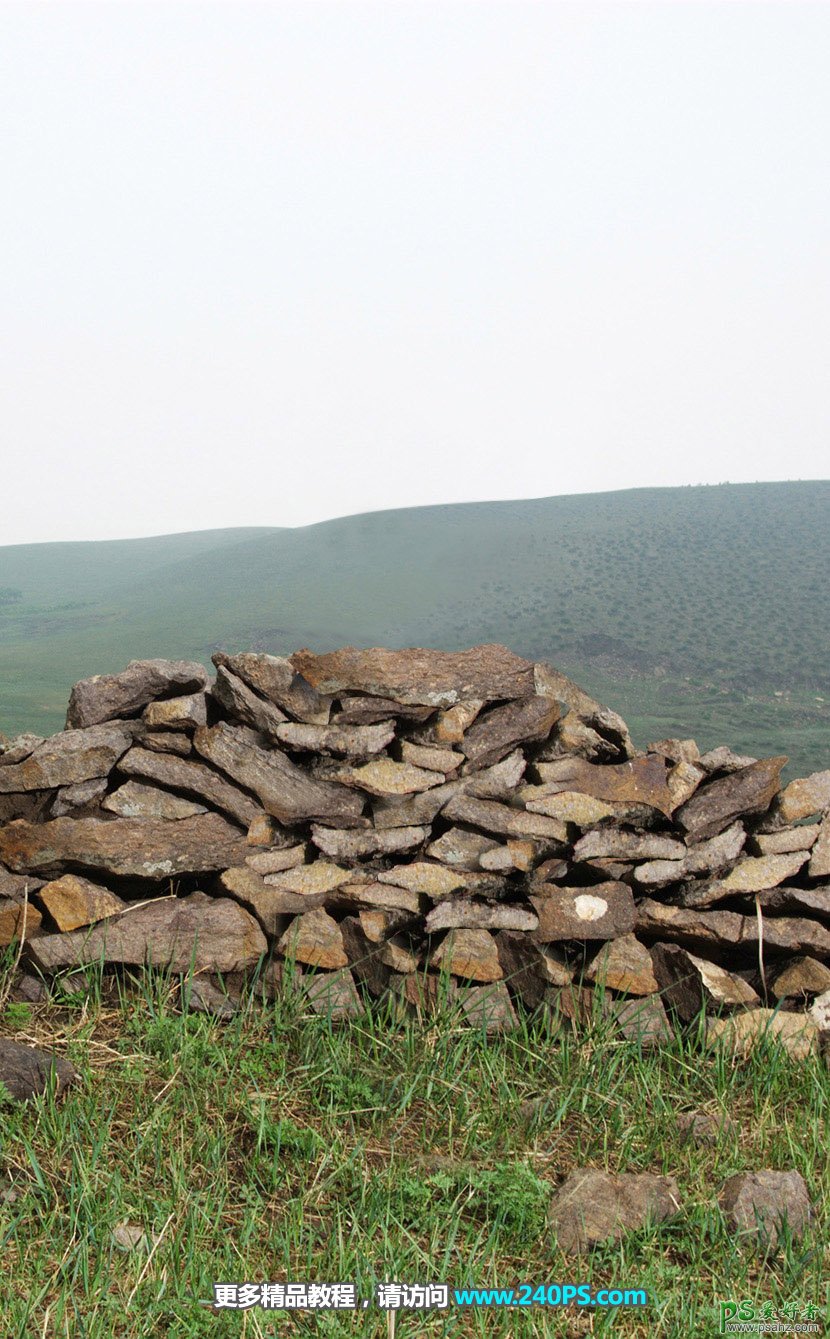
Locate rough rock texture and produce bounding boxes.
[0,1039,79,1102]
[67,660,208,728]
[547,1169,680,1254]
[719,1171,812,1245]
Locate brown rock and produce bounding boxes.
[262,862,351,896]
[633,822,746,887]
[277,720,396,756]
[425,827,500,869]
[218,866,323,934]
[420,700,484,743]
[51,778,109,816]
[533,662,634,757]
[339,916,393,994]
[547,1169,679,1254]
[399,741,461,773]
[751,885,830,919]
[719,1171,812,1245]
[425,900,538,933]
[0,723,135,793]
[310,824,428,862]
[677,757,786,842]
[102,780,208,821]
[326,882,422,915]
[67,659,208,728]
[574,830,685,863]
[741,914,830,959]
[359,909,412,942]
[378,861,505,900]
[143,693,207,731]
[304,968,364,1019]
[38,875,125,931]
[0,813,249,880]
[387,971,458,1015]
[118,746,261,827]
[751,825,820,856]
[635,899,744,949]
[211,665,288,737]
[495,931,572,1007]
[684,851,809,907]
[372,779,462,829]
[194,722,365,827]
[291,643,536,707]
[651,943,758,1021]
[521,788,652,827]
[706,1010,819,1061]
[666,760,707,810]
[0,792,53,824]
[0,733,43,764]
[430,928,503,982]
[0,1039,79,1102]
[443,793,568,844]
[143,731,192,756]
[775,770,830,824]
[278,909,348,969]
[0,865,44,898]
[331,758,444,796]
[772,957,830,999]
[333,695,433,725]
[0,898,42,946]
[808,815,830,878]
[479,839,543,873]
[182,978,238,1020]
[27,891,267,974]
[212,651,331,724]
[531,883,636,942]
[536,716,616,763]
[532,755,674,817]
[459,981,518,1032]
[377,934,420,974]
[610,995,673,1047]
[460,697,560,770]
[677,1111,737,1146]
[544,984,596,1027]
[246,814,295,847]
[699,745,758,774]
[585,935,658,995]
[463,749,528,798]
[647,738,700,765]
[245,845,307,875]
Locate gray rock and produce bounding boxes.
[117,746,261,827]
[67,659,208,728]
[211,665,288,737]
[0,723,135,793]
[0,1039,79,1102]
[102,780,208,821]
[212,651,331,724]
[719,1171,811,1246]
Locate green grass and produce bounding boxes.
[1,959,828,1338]
[0,482,828,775]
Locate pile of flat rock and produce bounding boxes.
[1,645,829,1046]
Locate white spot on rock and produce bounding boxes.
[573,894,608,922]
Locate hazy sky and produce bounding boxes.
[2,2,828,545]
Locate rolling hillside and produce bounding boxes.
[1,482,827,775]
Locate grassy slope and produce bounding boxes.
[0,483,827,772]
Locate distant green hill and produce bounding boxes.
[1,483,827,776]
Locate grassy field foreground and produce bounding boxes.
[0,961,828,1338]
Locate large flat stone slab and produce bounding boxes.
[0,724,135,793]
[290,644,536,707]
[0,814,249,879]
[26,891,267,974]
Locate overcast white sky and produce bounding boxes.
[2,2,828,545]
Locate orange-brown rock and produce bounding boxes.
[430,928,503,982]
[278,908,348,969]
[651,943,758,1020]
[37,874,125,932]
[291,644,536,707]
[534,755,674,817]
[0,898,42,946]
[585,934,658,995]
